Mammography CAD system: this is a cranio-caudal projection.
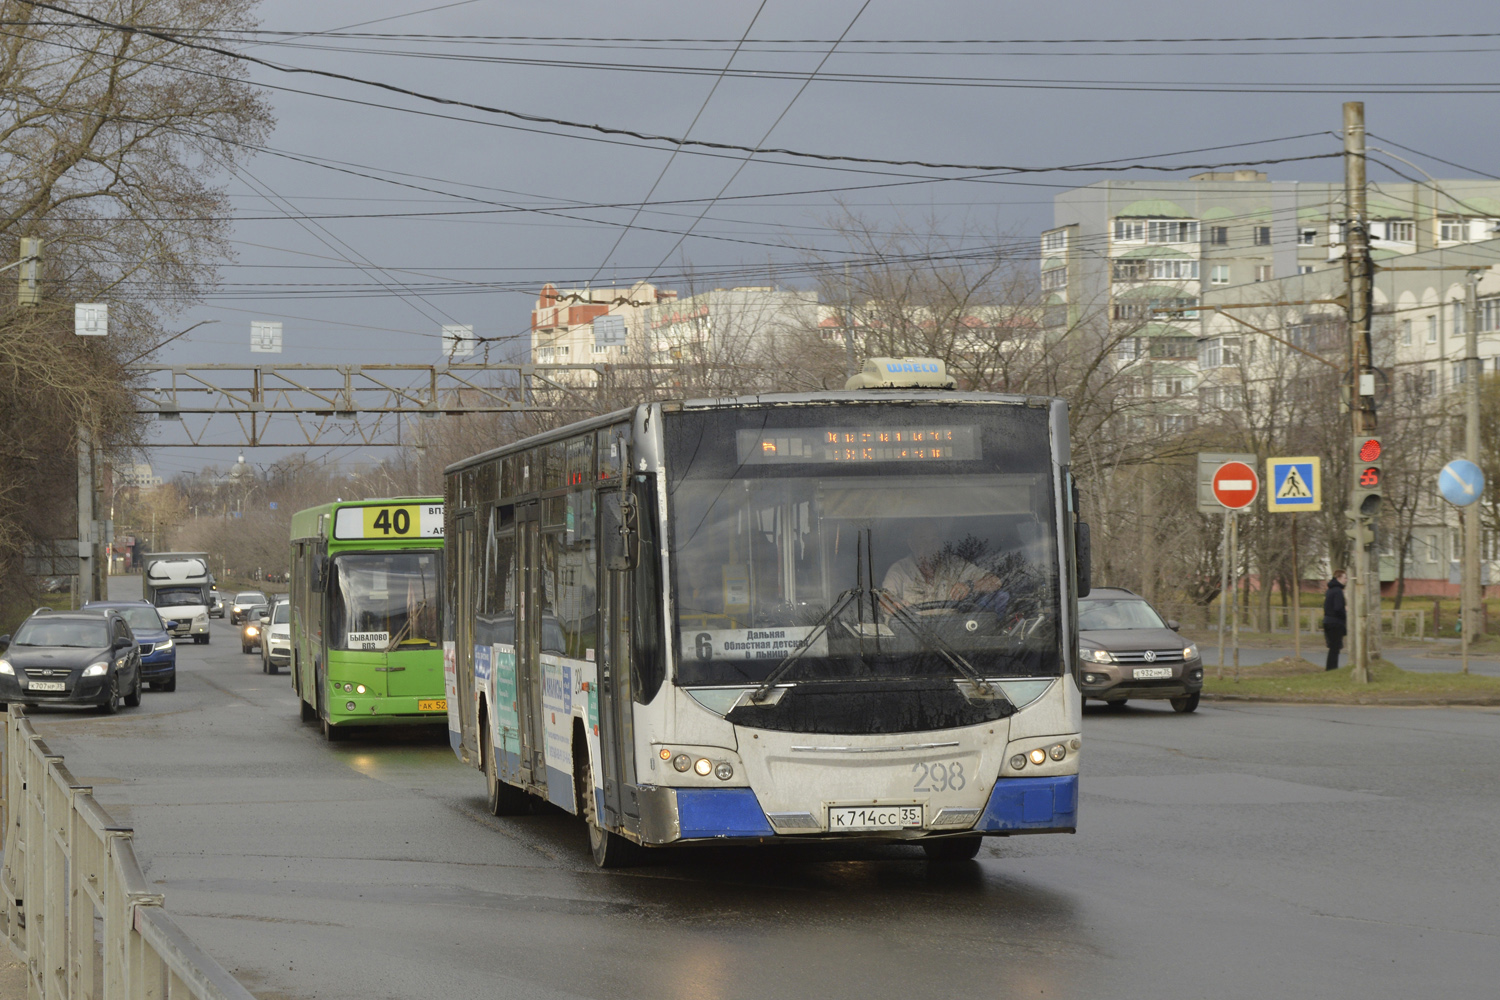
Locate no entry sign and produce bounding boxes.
[1212,461,1260,509]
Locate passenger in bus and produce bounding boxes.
[879,519,1007,610]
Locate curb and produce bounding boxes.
[1203,692,1500,707]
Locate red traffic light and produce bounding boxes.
[1358,439,1382,462]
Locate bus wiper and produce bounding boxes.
[880,598,999,699]
[748,586,862,703]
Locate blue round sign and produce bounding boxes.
[1439,459,1485,507]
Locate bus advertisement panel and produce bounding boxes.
[445,370,1085,866]
[289,499,447,740]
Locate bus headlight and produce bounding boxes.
[1009,754,1026,770]
[356,684,366,694]
[693,757,712,777]
[1028,748,1047,766]
[714,762,734,780]
[345,701,356,711]
[672,753,691,773]
[1049,743,1067,761]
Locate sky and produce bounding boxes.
[133,0,1500,480]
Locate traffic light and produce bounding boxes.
[1345,511,1375,547]
[1353,436,1382,516]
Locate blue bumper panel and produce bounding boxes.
[975,775,1078,832]
[676,788,775,839]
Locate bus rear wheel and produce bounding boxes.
[482,717,529,816]
[578,753,639,869]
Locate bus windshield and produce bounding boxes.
[329,550,441,651]
[666,404,1061,687]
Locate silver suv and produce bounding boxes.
[1076,588,1203,713]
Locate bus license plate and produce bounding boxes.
[1133,667,1173,679]
[28,681,66,692]
[418,699,447,712]
[828,805,922,831]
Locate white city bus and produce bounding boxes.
[443,359,1087,866]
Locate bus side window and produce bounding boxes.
[631,474,664,703]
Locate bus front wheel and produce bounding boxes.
[578,752,639,869]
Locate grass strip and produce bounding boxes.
[1203,656,1500,705]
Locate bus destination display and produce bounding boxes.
[736,426,978,465]
[332,503,444,541]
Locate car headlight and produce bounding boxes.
[1183,643,1199,660]
[0,659,12,676]
[158,639,173,651]
[232,605,242,613]
[1079,646,1114,664]
[194,613,208,624]
[82,662,108,677]
[245,626,259,636]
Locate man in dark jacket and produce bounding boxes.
[1323,571,1348,671]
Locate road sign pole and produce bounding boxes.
[1218,509,1229,674]
[1231,512,1241,680]
[1291,515,1301,663]
[1465,270,1482,660]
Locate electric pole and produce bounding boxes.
[1344,101,1374,683]
[1464,270,1483,663]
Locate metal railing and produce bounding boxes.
[0,707,256,999]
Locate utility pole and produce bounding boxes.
[843,261,857,378]
[1344,101,1374,684]
[1464,270,1483,662]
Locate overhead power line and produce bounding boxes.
[18,2,1349,172]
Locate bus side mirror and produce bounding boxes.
[1075,521,1091,599]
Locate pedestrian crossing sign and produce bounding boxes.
[1267,457,1322,511]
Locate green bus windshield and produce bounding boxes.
[328,550,441,652]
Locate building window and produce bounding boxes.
[1200,337,1242,368]
[1157,414,1194,434]
[1299,228,1317,245]
[1149,259,1200,280]
[1116,338,1139,362]
[555,345,570,357]
[591,344,610,354]
[1385,221,1414,242]
[1298,265,1315,275]
[1041,267,1067,290]
[1156,376,1190,397]
[1424,369,1438,395]
[1454,362,1467,386]
[1042,230,1068,251]
[1401,319,1413,346]
[1440,219,1469,242]
[1146,219,1199,243]
[1111,260,1146,282]
[1114,219,1146,242]
[1482,297,1500,332]
[1254,226,1272,246]
[1210,265,1231,285]
[536,347,555,362]
[1427,316,1438,344]
[1254,265,1273,282]
[1210,226,1229,245]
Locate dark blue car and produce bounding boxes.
[83,601,178,692]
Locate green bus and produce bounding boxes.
[289,498,447,740]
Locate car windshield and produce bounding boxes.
[14,619,109,647]
[119,608,164,632]
[665,404,1061,686]
[272,603,289,624]
[155,588,203,607]
[235,592,266,604]
[1078,598,1166,630]
[329,550,441,651]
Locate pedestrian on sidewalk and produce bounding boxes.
[1323,570,1347,671]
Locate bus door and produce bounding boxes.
[598,491,639,828]
[454,515,478,760]
[516,501,547,791]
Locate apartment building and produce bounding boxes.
[529,282,677,366]
[1201,239,1500,594]
[1041,172,1500,434]
[642,285,818,365]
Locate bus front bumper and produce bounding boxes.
[633,774,1078,846]
[325,694,449,726]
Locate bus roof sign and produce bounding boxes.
[844,357,956,390]
[332,503,444,541]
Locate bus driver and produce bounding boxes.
[880,519,1006,609]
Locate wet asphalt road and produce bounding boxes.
[21,586,1500,1000]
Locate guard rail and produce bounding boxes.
[0,706,256,999]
